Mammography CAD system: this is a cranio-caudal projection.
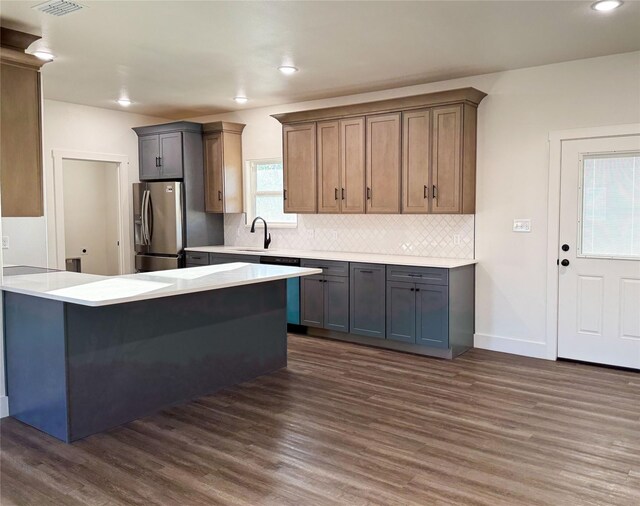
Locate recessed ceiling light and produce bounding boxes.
[32,50,55,61]
[278,65,299,75]
[116,98,132,107]
[233,96,248,104]
[591,0,623,11]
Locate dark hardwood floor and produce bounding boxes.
[1,334,639,505]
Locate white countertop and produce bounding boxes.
[186,246,477,269]
[0,263,321,307]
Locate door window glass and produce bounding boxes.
[580,153,640,258]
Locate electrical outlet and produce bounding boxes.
[513,219,531,233]
[2,236,8,249]
[453,234,461,245]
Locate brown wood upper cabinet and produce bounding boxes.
[402,110,431,213]
[366,113,401,214]
[316,117,365,213]
[0,29,49,217]
[283,123,317,213]
[203,122,245,214]
[273,87,486,215]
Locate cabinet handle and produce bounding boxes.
[283,189,287,201]
[334,188,338,200]
[416,288,421,292]
[360,270,373,274]
[367,187,371,200]
[155,157,159,167]
[410,287,415,292]
[432,185,438,199]
[218,190,222,201]
[341,188,345,200]
[158,157,162,167]
[424,185,428,199]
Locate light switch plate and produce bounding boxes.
[2,236,8,249]
[513,219,531,233]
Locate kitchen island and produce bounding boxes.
[1,263,320,443]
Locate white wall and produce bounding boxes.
[189,51,640,359]
[63,159,120,276]
[42,100,169,272]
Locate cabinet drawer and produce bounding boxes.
[386,265,448,285]
[209,253,260,265]
[185,252,208,265]
[301,259,349,277]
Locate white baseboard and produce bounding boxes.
[474,333,550,360]
[0,395,8,418]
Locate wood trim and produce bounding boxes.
[0,47,47,71]
[203,121,246,134]
[461,104,477,214]
[272,87,486,124]
[1,27,40,51]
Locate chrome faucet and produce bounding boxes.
[250,216,271,249]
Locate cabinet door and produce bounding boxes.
[324,275,349,333]
[283,123,316,213]
[402,110,430,213]
[317,121,340,213]
[340,117,366,213]
[159,132,184,179]
[139,135,160,180]
[301,275,324,328]
[431,105,462,214]
[416,284,449,348]
[0,64,43,217]
[386,281,416,343]
[204,133,224,213]
[366,113,401,213]
[350,263,385,339]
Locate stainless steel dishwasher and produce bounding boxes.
[259,256,300,325]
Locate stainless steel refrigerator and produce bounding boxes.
[133,181,184,272]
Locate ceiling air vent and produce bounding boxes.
[33,0,85,16]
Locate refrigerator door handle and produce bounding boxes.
[142,190,150,245]
[147,192,154,243]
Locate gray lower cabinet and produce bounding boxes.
[415,283,449,348]
[208,253,260,265]
[300,259,349,333]
[185,251,208,267]
[349,263,386,338]
[324,276,349,332]
[301,275,324,328]
[386,267,451,348]
[386,280,416,343]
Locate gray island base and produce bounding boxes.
[4,280,288,443]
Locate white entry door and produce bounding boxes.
[558,134,640,369]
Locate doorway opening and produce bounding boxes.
[62,159,121,276]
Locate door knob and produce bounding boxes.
[562,244,570,252]
[561,259,570,267]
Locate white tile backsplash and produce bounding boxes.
[224,214,474,259]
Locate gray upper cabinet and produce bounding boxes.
[139,135,161,180]
[415,284,449,348]
[350,263,385,339]
[158,132,183,179]
[133,122,202,181]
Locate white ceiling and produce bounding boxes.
[1,0,639,119]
